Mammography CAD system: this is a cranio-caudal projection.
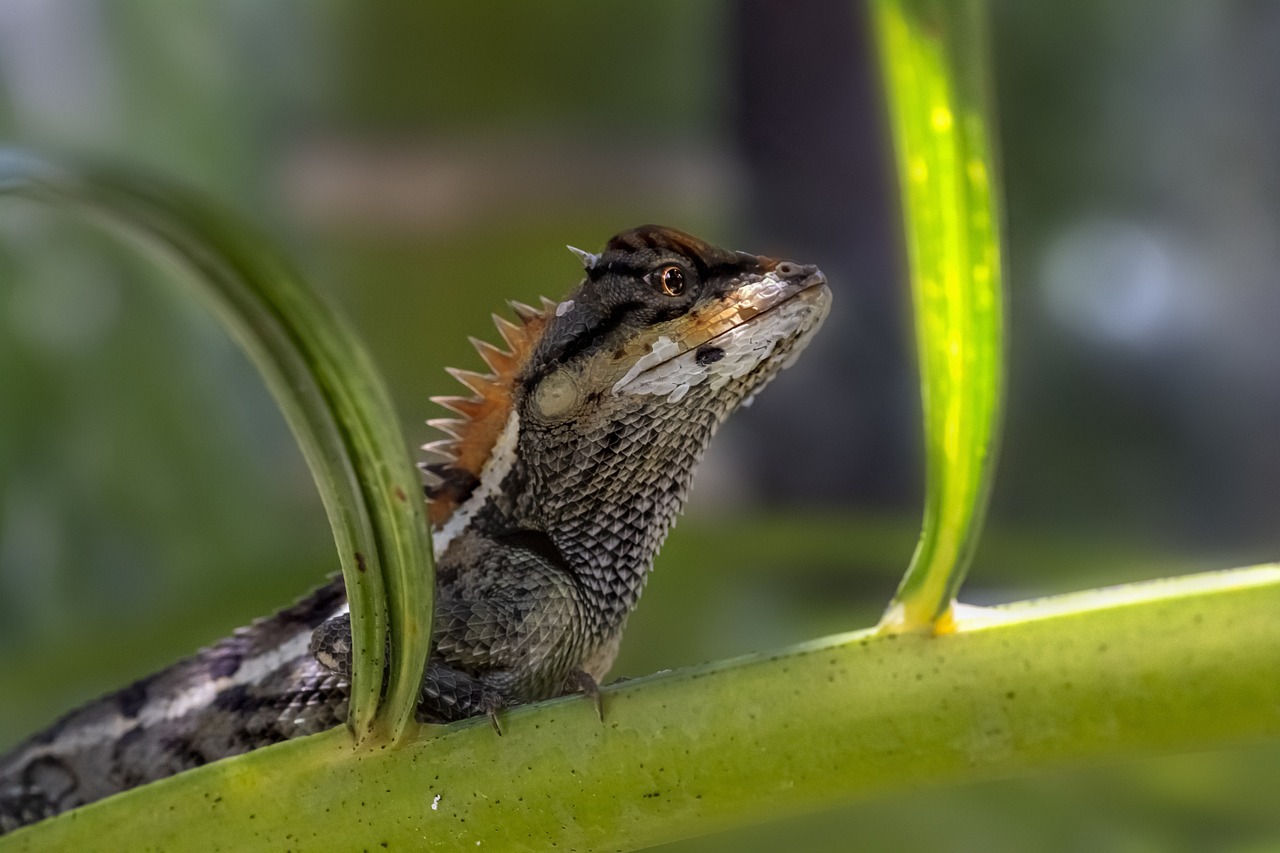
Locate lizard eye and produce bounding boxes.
[652,264,686,297]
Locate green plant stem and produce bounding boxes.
[874,0,1005,630]
[0,152,433,746]
[6,564,1278,852]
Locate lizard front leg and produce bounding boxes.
[311,538,588,725]
[310,612,509,724]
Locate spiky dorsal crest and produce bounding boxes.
[420,297,557,528]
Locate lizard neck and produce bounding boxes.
[454,389,724,635]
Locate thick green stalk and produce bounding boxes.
[0,153,433,746]
[5,565,1278,851]
[874,0,1005,630]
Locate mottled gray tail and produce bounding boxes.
[0,578,350,836]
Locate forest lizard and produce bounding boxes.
[0,225,830,834]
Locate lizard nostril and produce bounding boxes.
[776,261,808,278]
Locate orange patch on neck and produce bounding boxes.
[423,298,555,528]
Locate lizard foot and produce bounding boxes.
[419,662,514,733]
[566,669,604,722]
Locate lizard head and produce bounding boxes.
[522,224,830,420]
[421,225,830,534]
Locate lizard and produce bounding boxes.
[0,224,831,835]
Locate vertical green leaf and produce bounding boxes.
[872,0,1006,631]
[0,152,433,745]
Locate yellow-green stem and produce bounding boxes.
[5,565,1278,851]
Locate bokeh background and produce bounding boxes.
[2,1,1279,849]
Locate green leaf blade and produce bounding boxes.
[873,0,1006,630]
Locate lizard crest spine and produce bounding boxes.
[421,297,555,530]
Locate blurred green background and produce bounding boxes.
[2,1,1279,850]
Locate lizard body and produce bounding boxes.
[0,225,830,834]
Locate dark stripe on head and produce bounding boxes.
[607,225,717,258]
[586,259,646,282]
[596,229,767,287]
[526,299,645,389]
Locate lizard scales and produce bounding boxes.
[0,225,830,834]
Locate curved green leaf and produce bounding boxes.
[874,0,1006,630]
[0,151,433,745]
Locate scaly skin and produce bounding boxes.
[0,225,830,834]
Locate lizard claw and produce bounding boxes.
[478,692,505,736]
[567,670,604,722]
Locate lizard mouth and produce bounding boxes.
[611,267,831,397]
[698,266,830,343]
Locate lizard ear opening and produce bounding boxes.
[531,368,581,420]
